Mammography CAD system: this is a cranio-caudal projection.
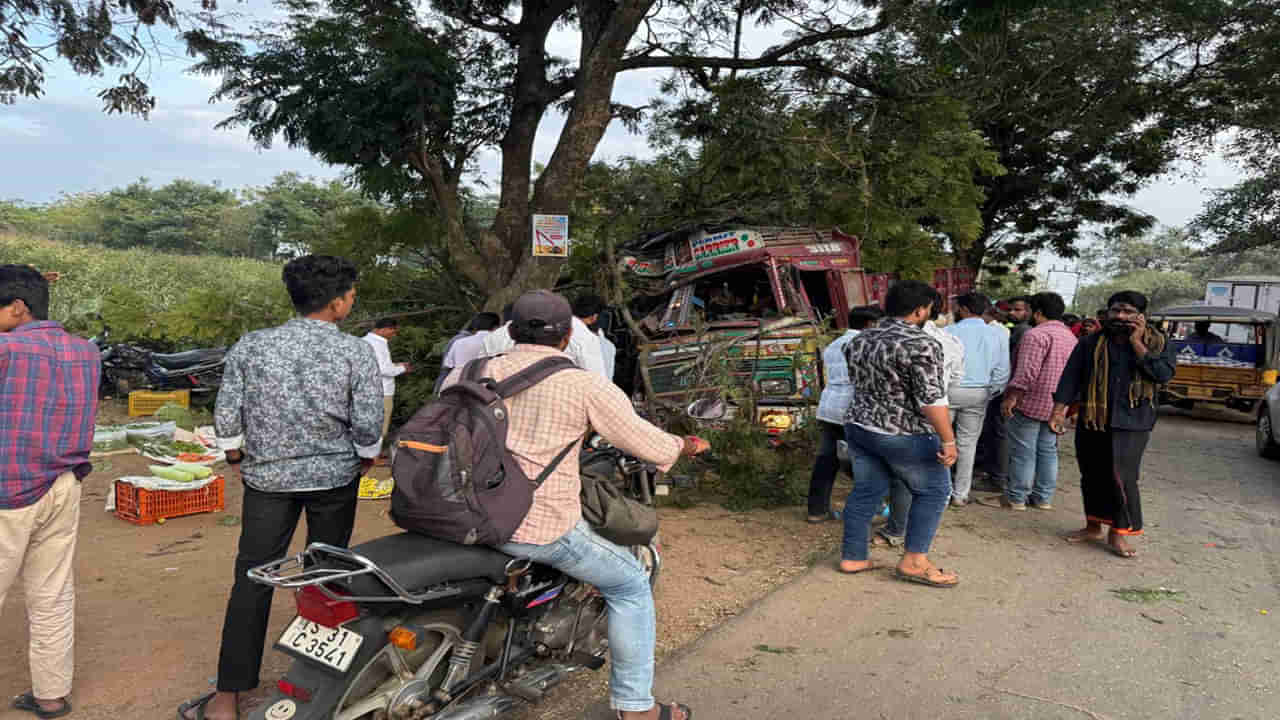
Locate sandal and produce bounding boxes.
[177,692,237,720]
[12,693,72,719]
[894,566,959,588]
[871,531,903,548]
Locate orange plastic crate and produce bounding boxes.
[114,476,225,526]
[128,389,190,417]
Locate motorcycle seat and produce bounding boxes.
[150,347,227,369]
[333,532,514,597]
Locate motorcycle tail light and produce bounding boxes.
[295,585,359,627]
[277,679,312,702]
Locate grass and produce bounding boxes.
[1109,586,1186,604]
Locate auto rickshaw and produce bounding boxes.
[1149,304,1280,412]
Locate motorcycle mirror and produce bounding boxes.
[686,398,727,421]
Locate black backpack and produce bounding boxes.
[390,356,578,545]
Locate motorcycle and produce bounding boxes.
[91,328,227,396]
[241,435,667,720]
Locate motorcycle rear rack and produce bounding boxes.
[247,542,463,605]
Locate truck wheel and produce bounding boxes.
[1258,407,1280,460]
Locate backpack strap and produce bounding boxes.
[491,356,577,399]
[461,357,490,384]
[532,434,585,489]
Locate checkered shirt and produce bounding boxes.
[445,344,683,545]
[0,321,100,509]
[1007,320,1077,421]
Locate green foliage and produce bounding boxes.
[187,0,465,202]
[1192,168,1280,255]
[0,0,178,114]
[1071,225,1280,313]
[4,174,370,259]
[0,233,292,347]
[898,0,1280,271]
[698,415,818,511]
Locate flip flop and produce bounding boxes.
[12,693,72,719]
[177,692,230,720]
[894,567,959,588]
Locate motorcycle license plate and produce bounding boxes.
[276,617,363,673]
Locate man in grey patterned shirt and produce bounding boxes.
[189,255,383,720]
[838,280,960,589]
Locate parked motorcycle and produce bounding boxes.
[242,435,667,720]
[91,328,227,396]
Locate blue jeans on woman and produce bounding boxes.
[500,519,655,712]
[1005,411,1059,505]
[841,424,952,561]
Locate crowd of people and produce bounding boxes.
[0,258,691,720]
[2,255,1178,720]
[811,281,1178,587]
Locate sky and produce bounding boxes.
[0,6,1246,265]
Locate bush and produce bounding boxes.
[0,233,291,347]
[696,412,818,511]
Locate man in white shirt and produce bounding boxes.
[807,305,883,523]
[442,312,500,379]
[362,317,411,454]
[573,294,616,381]
[484,298,608,378]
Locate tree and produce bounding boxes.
[0,0,200,114]
[906,0,1280,272]
[1074,269,1203,315]
[186,0,916,307]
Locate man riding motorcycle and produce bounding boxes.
[441,290,706,720]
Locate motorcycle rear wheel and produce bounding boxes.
[334,609,474,720]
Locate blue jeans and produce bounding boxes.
[1005,411,1059,505]
[500,519,654,712]
[841,424,952,561]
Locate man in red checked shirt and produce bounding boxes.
[0,265,100,720]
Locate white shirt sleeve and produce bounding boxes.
[482,324,515,358]
[569,316,608,377]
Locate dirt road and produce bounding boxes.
[3,410,1275,719]
[0,445,843,719]
[621,412,1280,720]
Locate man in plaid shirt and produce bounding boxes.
[997,292,1077,510]
[0,265,100,719]
[443,291,707,720]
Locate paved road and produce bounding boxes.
[626,413,1279,720]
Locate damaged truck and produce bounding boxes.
[615,225,870,432]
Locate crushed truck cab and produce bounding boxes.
[619,225,869,431]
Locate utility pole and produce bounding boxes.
[1046,266,1082,308]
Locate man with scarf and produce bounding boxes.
[1049,291,1176,558]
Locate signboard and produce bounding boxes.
[689,229,759,262]
[532,214,569,257]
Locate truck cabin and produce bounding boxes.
[619,226,870,426]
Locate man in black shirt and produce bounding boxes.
[1050,291,1177,559]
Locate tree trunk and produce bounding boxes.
[477,1,656,309]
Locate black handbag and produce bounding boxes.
[579,473,659,547]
